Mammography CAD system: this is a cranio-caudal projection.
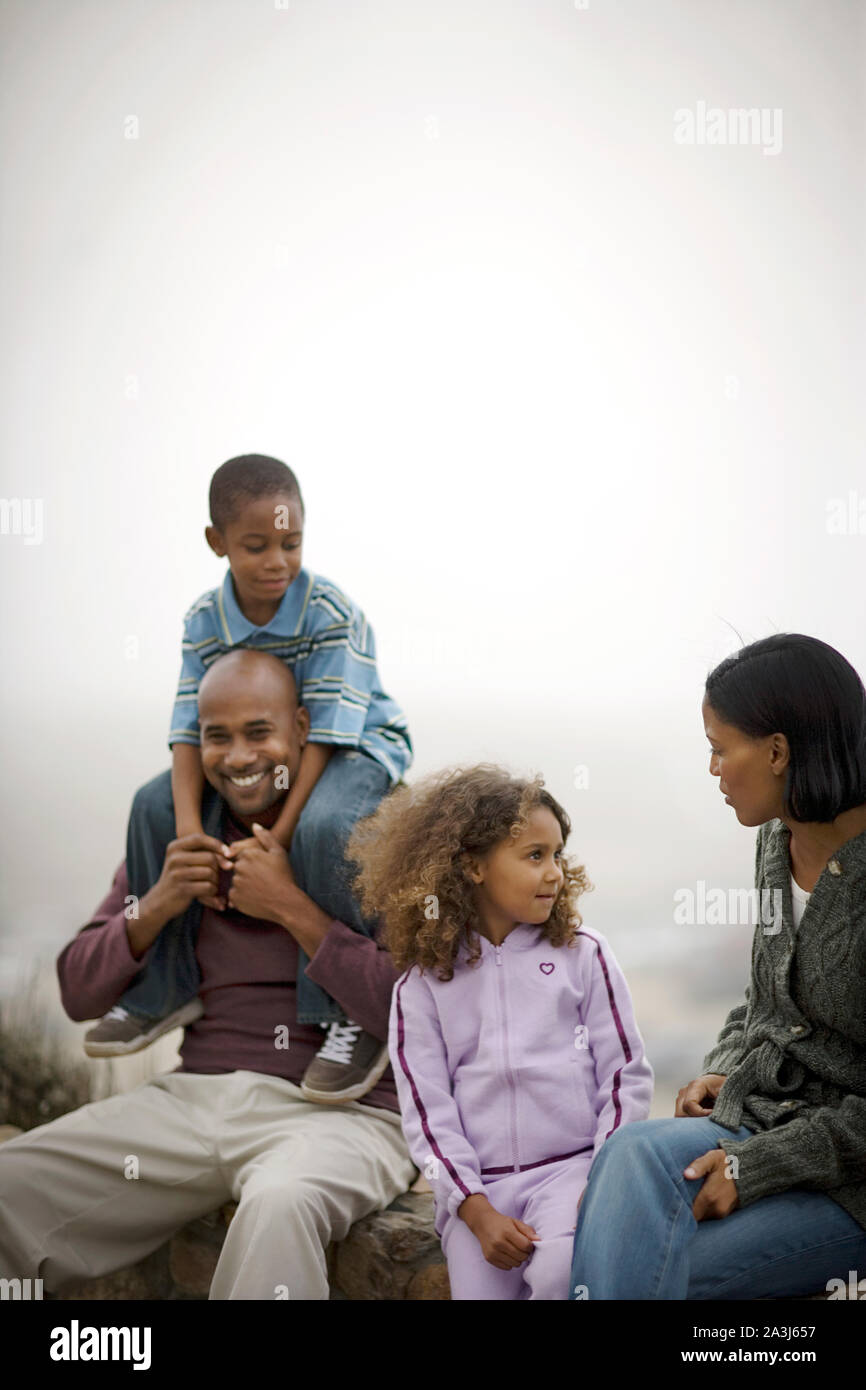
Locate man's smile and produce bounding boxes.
[224,769,269,788]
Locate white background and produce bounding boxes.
[1,0,863,1102]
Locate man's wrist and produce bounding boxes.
[126,886,175,958]
[274,886,332,956]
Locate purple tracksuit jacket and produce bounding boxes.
[389,923,654,1236]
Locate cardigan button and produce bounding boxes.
[780,1099,797,1108]
[790,1024,805,1035]
[828,858,843,875]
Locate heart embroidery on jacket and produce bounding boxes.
[539,962,555,975]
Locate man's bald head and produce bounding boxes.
[197,650,309,824]
[198,648,299,718]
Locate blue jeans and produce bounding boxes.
[119,748,393,1026]
[569,1117,866,1300]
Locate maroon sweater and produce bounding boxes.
[57,863,400,1114]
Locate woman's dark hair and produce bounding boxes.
[705,634,866,822]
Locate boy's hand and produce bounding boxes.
[458,1195,539,1270]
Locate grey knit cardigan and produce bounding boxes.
[702,818,866,1230]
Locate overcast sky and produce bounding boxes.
[1,0,863,1090]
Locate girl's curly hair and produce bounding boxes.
[346,763,593,981]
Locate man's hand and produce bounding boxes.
[222,825,333,956]
[147,833,229,921]
[221,835,257,858]
[172,819,224,911]
[223,824,298,923]
[675,1073,727,1117]
[684,1148,740,1221]
[127,833,229,958]
[458,1194,539,1270]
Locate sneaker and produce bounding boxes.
[83,999,204,1057]
[300,1020,391,1103]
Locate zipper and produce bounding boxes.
[494,942,520,1173]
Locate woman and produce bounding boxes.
[569,633,866,1299]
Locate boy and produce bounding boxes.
[84,454,412,1102]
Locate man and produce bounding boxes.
[0,650,416,1299]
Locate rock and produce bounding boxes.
[407,1264,452,1300]
[1,1110,446,1299]
[169,1211,226,1297]
[56,1245,173,1301]
[334,1191,446,1301]
[51,1188,450,1301]
[6,1150,448,1300]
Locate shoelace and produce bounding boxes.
[317,1021,362,1065]
[105,1006,130,1022]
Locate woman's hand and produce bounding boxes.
[675,1072,727,1117]
[684,1148,740,1220]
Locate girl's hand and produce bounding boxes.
[684,1148,740,1220]
[470,1208,539,1270]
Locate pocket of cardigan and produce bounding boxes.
[774,1053,806,1093]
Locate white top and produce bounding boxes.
[790,873,811,929]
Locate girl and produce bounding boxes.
[347,764,654,1300]
[570,633,866,1300]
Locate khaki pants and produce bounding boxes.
[0,1070,416,1300]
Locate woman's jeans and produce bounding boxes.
[119,748,393,1027]
[570,1117,866,1300]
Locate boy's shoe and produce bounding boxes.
[83,1000,204,1057]
[300,1020,391,1103]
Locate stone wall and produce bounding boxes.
[0,1126,850,1300]
[53,1187,451,1302]
[0,1126,448,1299]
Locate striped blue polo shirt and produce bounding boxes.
[168,568,412,783]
